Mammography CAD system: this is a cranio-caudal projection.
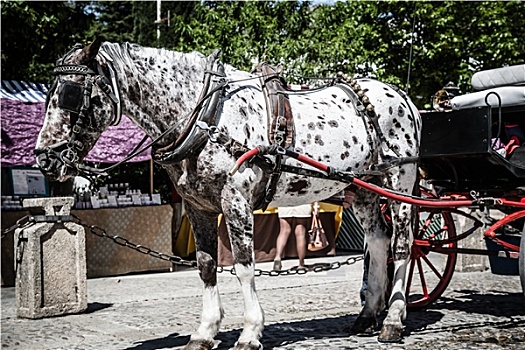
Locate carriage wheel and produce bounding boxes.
[405,191,457,310]
[518,223,525,296]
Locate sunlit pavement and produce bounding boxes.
[2,253,524,349]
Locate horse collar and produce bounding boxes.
[152,49,227,165]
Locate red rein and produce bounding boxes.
[229,146,525,210]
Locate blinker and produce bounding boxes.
[58,81,84,113]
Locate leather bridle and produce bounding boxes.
[35,44,122,179]
[35,45,228,179]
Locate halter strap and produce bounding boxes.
[52,51,122,127]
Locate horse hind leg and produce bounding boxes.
[378,165,418,343]
[351,189,390,335]
[183,205,224,350]
[222,190,264,350]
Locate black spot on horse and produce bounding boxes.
[314,135,324,146]
[392,118,402,128]
[328,120,338,127]
[352,136,358,144]
[343,140,351,148]
[405,134,413,146]
[389,106,393,115]
[308,122,315,130]
[239,106,248,119]
[287,179,309,194]
[398,106,405,117]
[386,93,395,98]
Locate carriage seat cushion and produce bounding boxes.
[451,86,525,110]
[471,64,525,91]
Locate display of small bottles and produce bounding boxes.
[1,196,23,211]
[74,183,161,209]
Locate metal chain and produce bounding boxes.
[217,255,364,277]
[73,214,365,275]
[71,214,198,268]
[5,213,363,276]
[1,215,32,239]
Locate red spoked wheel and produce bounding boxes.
[405,189,457,310]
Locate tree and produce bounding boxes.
[1,1,94,83]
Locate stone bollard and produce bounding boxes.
[15,197,87,319]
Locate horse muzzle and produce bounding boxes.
[35,143,78,182]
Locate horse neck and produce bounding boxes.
[108,43,207,140]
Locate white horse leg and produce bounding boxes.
[222,191,264,350]
[377,163,417,342]
[183,206,224,350]
[351,190,390,333]
[378,200,414,342]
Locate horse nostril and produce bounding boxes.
[36,154,59,174]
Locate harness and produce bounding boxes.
[39,44,419,208]
[153,49,227,164]
[252,63,295,210]
[36,44,122,178]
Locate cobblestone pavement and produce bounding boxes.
[2,254,524,350]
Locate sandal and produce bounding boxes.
[273,259,282,271]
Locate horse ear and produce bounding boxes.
[80,37,104,63]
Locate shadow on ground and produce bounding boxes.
[123,311,445,350]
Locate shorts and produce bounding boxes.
[277,204,312,218]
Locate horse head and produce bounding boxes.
[35,38,121,181]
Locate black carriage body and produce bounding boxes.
[420,104,525,195]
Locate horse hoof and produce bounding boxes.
[350,315,376,334]
[183,339,215,350]
[378,324,404,343]
[234,341,263,350]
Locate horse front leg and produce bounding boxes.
[183,205,223,350]
[378,200,413,343]
[222,190,264,350]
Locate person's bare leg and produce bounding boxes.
[274,218,292,270]
[294,218,308,268]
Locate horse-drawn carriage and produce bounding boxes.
[404,64,525,309]
[35,39,524,348]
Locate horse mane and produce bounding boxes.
[100,42,206,73]
[99,42,208,93]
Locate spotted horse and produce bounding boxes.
[35,38,422,348]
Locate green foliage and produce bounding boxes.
[1,1,94,83]
[2,0,524,198]
[3,0,523,105]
